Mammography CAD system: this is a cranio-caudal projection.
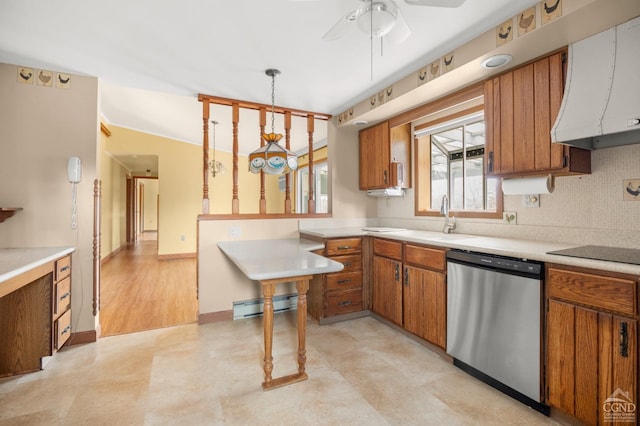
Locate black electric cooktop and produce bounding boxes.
[546,245,640,265]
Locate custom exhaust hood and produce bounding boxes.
[551,16,640,150]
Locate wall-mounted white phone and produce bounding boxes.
[68,156,82,230]
[68,156,82,183]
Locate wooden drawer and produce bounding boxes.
[53,276,71,318]
[54,309,71,350]
[547,267,637,316]
[55,256,71,282]
[327,271,362,291]
[326,289,363,317]
[404,244,446,272]
[373,238,403,261]
[330,254,361,274]
[326,238,362,256]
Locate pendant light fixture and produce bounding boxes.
[209,120,225,177]
[248,69,298,175]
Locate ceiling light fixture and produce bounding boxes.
[209,120,225,177]
[248,69,298,175]
[481,54,513,69]
[357,1,398,38]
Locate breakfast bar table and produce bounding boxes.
[217,238,344,390]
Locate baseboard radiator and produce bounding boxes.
[232,293,299,320]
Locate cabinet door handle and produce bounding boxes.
[338,301,352,307]
[59,292,70,301]
[337,279,352,285]
[394,264,399,281]
[620,322,629,358]
[488,151,494,173]
[61,325,71,335]
[383,170,388,185]
[404,267,408,286]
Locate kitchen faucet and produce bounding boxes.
[440,194,456,234]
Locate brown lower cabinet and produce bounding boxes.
[371,238,447,349]
[0,253,72,377]
[308,237,364,322]
[546,265,638,425]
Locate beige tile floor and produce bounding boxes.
[0,313,563,425]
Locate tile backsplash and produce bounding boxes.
[377,143,640,248]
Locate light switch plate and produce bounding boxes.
[229,226,241,238]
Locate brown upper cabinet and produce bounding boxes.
[484,50,591,177]
[359,121,412,190]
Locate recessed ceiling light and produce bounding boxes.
[352,120,369,126]
[481,54,512,69]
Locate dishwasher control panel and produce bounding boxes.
[447,250,543,278]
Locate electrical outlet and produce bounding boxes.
[229,226,241,238]
[523,194,540,208]
[503,211,517,225]
[180,234,186,241]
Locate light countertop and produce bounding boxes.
[217,238,344,281]
[300,228,640,276]
[0,247,76,284]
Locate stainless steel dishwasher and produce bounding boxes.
[446,249,549,415]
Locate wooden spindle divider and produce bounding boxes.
[202,102,210,214]
[197,93,330,217]
[307,114,315,214]
[259,107,267,214]
[232,103,240,214]
[284,111,292,214]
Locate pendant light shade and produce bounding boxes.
[248,69,298,175]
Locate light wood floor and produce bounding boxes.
[100,239,198,336]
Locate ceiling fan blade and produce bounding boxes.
[404,0,466,7]
[322,9,360,41]
[385,9,411,44]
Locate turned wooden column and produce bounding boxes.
[284,111,292,214]
[307,114,315,214]
[259,107,267,214]
[261,281,275,386]
[232,103,240,214]
[201,100,210,214]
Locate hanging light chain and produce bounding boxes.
[265,68,281,136]
[270,72,276,134]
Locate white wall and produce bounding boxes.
[0,62,99,333]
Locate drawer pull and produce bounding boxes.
[337,279,352,285]
[338,301,352,307]
[59,265,70,273]
[60,325,71,336]
[620,322,629,358]
[343,262,352,267]
[337,245,352,250]
[59,292,71,301]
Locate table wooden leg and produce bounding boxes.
[259,275,312,391]
[262,282,275,388]
[296,279,309,375]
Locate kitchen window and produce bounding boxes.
[415,107,502,218]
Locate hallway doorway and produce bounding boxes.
[100,159,197,336]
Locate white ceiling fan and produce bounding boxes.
[322,0,467,44]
